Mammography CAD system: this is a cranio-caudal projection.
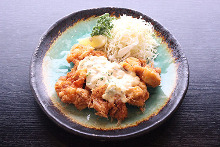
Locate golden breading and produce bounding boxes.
[89,85,127,120]
[109,99,128,121]
[120,57,140,72]
[89,85,109,118]
[66,44,107,66]
[121,57,161,88]
[126,82,149,107]
[135,66,161,88]
[89,85,128,121]
[55,67,90,110]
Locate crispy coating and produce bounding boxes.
[89,85,109,118]
[109,99,128,121]
[135,66,161,88]
[126,82,149,107]
[89,85,128,121]
[66,44,107,66]
[120,57,161,88]
[55,44,161,121]
[55,67,90,110]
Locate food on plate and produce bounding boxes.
[55,13,161,122]
[55,44,160,121]
[120,57,161,88]
[106,15,158,62]
[66,44,107,66]
[90,13,114,37]
[78,35,107,49]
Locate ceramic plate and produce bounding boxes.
[30,7,189,140]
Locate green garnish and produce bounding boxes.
[86,72,91,77]
[91,13,114,37]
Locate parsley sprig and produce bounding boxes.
[91,13,114,38]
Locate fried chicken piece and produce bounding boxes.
[55,44,108,116]
[66,44,107,66]
[120,57,140,72]
[55,67,90,110]
[120,57,161,88]
[126,82,149,107]
[62,87,90,110]
[89,85,128,121]
[109,99,128,121]
[66,44,93,64]
[89,85,110,118]
[71,68,87,87]
[135,66,161,88]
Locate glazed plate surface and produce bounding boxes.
[30,7,189,140]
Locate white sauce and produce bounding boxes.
[77,56,140,103]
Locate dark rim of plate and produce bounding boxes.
[30,7,189,141]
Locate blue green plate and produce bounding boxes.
[30,7,189,140]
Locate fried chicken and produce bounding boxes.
[66,44,107,66]
[89,84,109,118]
[55,44,161,122]
[89,85,128,121]
[109,99,128,121]
[55,66,90,110]
[55,44,107,111]
[126,82,149,107]
[120,57,161,88]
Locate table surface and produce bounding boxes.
[0,0,220,146]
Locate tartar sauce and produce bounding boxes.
[77,56,140,103]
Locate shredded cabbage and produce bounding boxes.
[105,15,159,63]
